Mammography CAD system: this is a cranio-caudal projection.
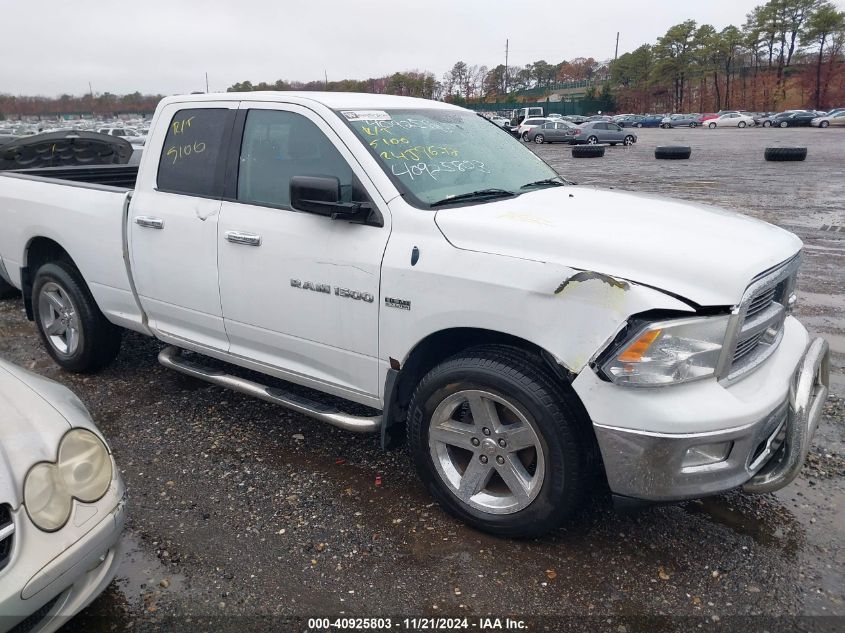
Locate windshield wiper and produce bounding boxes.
[520,177,566,190]
[429,188,516,208]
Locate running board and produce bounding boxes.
[158,346,381,434]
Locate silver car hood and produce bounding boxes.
[0,360,94,507]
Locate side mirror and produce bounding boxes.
[290,175,360,220]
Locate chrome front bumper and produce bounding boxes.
[594,337,830,501]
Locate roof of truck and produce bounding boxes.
[161,91,461,111]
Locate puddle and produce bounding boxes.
[682,495,802,553]
[113,532,187,607]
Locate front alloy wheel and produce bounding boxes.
[408,345,589,537]
[428,390,545,514]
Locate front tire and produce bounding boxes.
[763,121,772,127]
[408,346,589,537]
[738,121,747,128]
[820,121,829,128]
[32,261,122,373]
[709,122,717,129]
[623,135,635,146]
[586,136,599,144]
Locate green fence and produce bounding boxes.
[466,99,612,117]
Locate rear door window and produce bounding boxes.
[157,108,230,197]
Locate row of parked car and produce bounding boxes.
[614,108,845,129]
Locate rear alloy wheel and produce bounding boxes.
[408,345,589,537]
[586,136,599,144]
[534,134,545,144]
[709,122,717,129]
[32,262,122,373]
[623,135,635,146]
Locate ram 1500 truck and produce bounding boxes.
[0,93,829,537]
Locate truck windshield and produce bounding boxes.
[338,108,563,208]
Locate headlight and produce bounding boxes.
[601,315,730,386]
[24,429,113,531]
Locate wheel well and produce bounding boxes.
[21,237,73,319]
[385,328,575,432]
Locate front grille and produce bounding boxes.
[723,255,800,381]
[0,503,13,572]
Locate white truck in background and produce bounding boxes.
[0,92,829,537]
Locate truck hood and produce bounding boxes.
[434,186,802,306]
[0,360,83,507]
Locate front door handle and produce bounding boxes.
[225,231,262,247]
[135,216,165,229]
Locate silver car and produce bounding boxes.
[570,121,637,146]
[527,120,576,144]
[0,359,126,633]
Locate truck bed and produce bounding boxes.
[0,168,146,334]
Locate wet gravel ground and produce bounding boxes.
[0,126,843,632]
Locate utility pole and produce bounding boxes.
[614,32,619,62]
[88,82,93,97]
[504,39,509,97]
[325,70,329,90]
[205,72,209,93]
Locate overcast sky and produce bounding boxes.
[2,0,841,97]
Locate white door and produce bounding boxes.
[217,103,391,401]
[129,101,238,350]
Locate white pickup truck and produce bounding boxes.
[0,93,829,537]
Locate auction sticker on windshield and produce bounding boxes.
[341,110,392,121]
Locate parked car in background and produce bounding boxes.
[615,115,645,128]
[490,116,510,127]
[517,117,551,141]
[97,127,146,145]
[661,114,701,128]
[634,115,664,128]
[562,115,588,124]
[570,121,637,145]
[823,107,845,117]
[771,111,821,128]
[812,111,845,127]
[756,111,800,127]
[0,358,126,633]
[527,120,576,144]
[698,113,719,123]
[707,112,755,128]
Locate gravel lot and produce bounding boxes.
[0,125,843,632]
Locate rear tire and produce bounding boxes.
[407,345,589,538]
[521,132,530,141]
[32,261,122,373]
[623,135,635,146]
[534,134,545,144]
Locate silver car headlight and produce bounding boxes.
[24,429,113,531]
[601,315,731,386]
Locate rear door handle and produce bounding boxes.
[225,231,262,247]
[134,216,165,229]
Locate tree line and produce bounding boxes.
[613,0,845,112]
[0,92,163,118]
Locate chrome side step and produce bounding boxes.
[158,346,381,434]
